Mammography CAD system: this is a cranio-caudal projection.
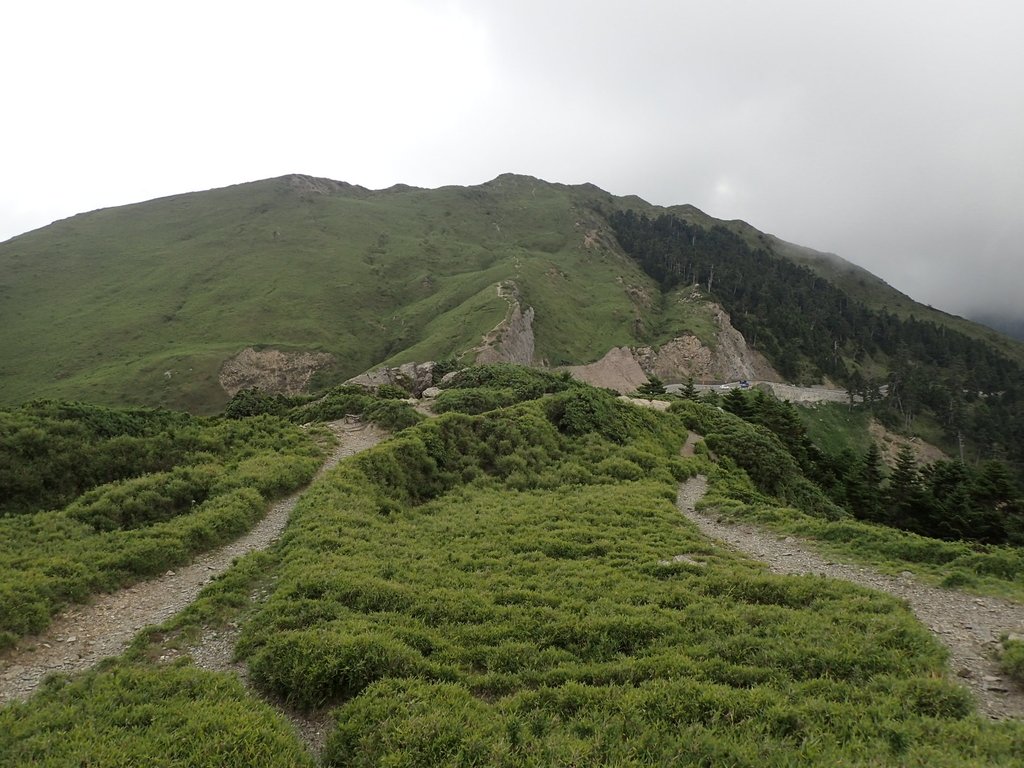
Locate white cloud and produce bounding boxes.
[2,0,1022,316]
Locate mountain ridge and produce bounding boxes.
[2,172,1021,415]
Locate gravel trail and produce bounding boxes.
[0,418,386,706]
[677,474,1024,720]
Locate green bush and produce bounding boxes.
[0,416,320,645]
[0,664,314,767]
[290,384,422,431]
[433,386,520,414]
[223,388,297,418]
[325,680,501,767]
[249,630,426,710]
[1000,638,1024,685]
[0,400,194,516]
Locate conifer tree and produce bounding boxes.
[887,445,923,529]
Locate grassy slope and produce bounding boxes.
[4,173,1022,413]
[0,175,663,412]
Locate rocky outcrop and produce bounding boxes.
[219,347,334,397]
[564,304,780,394]
[475,282,535,366]
[346,361,436,396]
[637,304,779,383]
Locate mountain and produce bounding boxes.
[3,172,1022,416]
[4,176,1024,762]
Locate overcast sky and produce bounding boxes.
[3,0,1022,318]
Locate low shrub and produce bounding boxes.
[0,664,313,767]
[1000,638,1024,685]
[0,417,320,645]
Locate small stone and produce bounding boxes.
[165,570,175,577]
[783,536,795,543]
[986,685,1010,693]
[899,571,913,579]
[66,635,78,643]
[956,667,972,678]
[982,675,1002,683]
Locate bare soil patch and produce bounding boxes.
[869,418,948,467]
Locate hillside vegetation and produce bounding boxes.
[3,368,1024,765]
[4,173,1022,416]
[609,210,1024,484]
[0,175,658,411]
[0,401,322,648]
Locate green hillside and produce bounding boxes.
[0,175,665,412]
[5,172,1022,415]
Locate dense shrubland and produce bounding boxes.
[4,370,1024,765]
[685,389,1024,595]
[703,388,1024,548]
[0,663,314,767]
[0,406,322,648]
[224,383,424,431]
[433,363,580,415]
[221,385,1023,765]
[0,401,194,517]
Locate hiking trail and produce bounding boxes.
[0,418,386,707]
[676,473,1024,720]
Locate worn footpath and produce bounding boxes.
[677,473,1024,720]
[0,419,386,707]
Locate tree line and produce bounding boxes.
[608,209,1024,480]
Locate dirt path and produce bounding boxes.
[676,475,1024,720]
[0,418,386,707]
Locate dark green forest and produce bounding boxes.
[608,210,1024,479]
[712,386,1024,547]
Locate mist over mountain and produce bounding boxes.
[970,311,1024,342]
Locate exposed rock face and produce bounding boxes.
[346,361,436,396]
[637,304,780,383]
[219,347,334,397]
[635,336,713,382]
[564,347,649,394]
[475,299,536,364]
[564,304,779,394]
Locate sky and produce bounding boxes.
[2,0,1022,319]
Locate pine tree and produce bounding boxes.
[722,388,751,419]
[637,376,666,396]
[886,445,924,530]
[847,443,884,522]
